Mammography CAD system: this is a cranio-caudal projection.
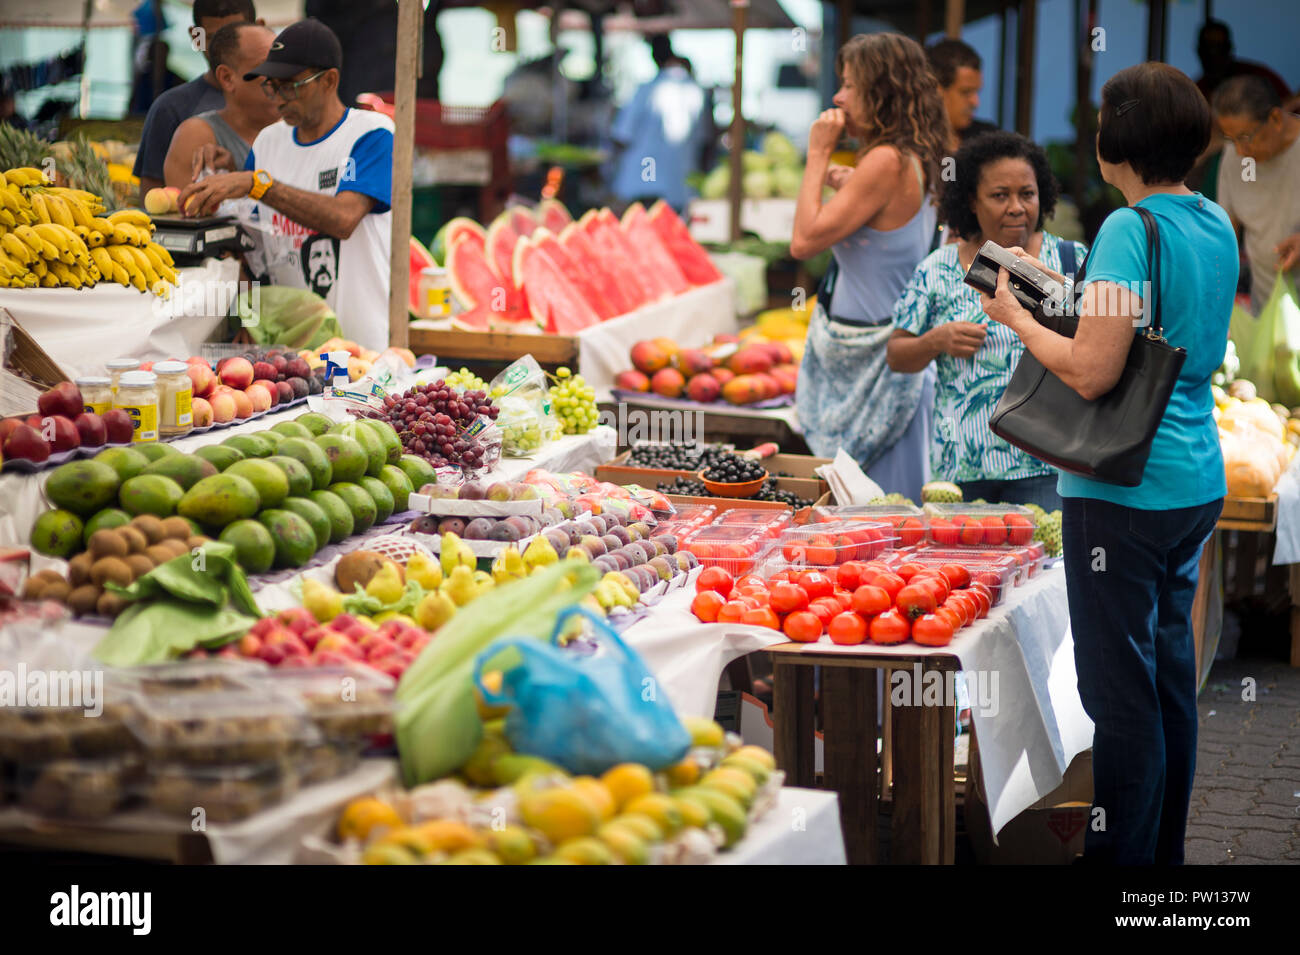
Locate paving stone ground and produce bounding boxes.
[1187,657,1300,864]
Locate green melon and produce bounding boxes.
[328,481,377,533]
[193,444,245,471]
[280,496,330,553]
[308,489,354,544]
[276,437,333,490]
[265,455,313,498]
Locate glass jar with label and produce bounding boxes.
[417,266,453,319]
[76,377,113,415]
[153,360,193,437]
[106,358,141,397]
[113,371,159,443]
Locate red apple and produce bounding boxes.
[3,424,50,463]
[219,357,254,390]
[369,655,406,680]
[239,633,262,656]
[257,643,286,666]
[0,418,23,444]
[33,415,81,452]
[38,381,83,420]
[186,362,215,398]
[252,379,280,406]
[313,650,352,667]
[101,408,135,443]
[73,413,107,447]
[301,625,331,650]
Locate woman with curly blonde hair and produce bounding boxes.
[791,32,950,501]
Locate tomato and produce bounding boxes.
[736,595,762,611]
[851,584,892,617]
[721,543,756,573]
[945,592,977,626]
[828,612,868,645]
[911,572,950,604]
[974,571,1004,598]
[805,599,838,628]
[696,566,734,595]
[956,516,984,546]
[938,562,971,590]
[1005,513,1035,545]
[895,582,938,620]
[742,606,782,630]
[797,571,834,601]
[981,515,1008,545]
[782,610,823,643]
[873,571,906,602]
[782,541,807,563]
[806,542,838,566]
[835,561,869,592]
[716,600,748,624]
[966,584,992,618]
[930,517,958,546]
[897,516,925,547]
[912,613,955,647]
[736,574,766,590]
[934,605,964,632]
[869,608,910,645]
[896,561,925,582]
[831,588,854,611]
[691,591,726,622]
[769,581,809,614]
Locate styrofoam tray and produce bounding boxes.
[406,494,544,517]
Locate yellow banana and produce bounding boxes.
[86,229,105,248]
[124,245,160,286]
[32,223,74,256]
[107,209,153,230]
[106,245,146,290]
[155,263,179,285]
[21,272,38,288]
[0,275,10,289]
[0,187,19,214]
[43,194,76,230]
[28,192,51,224]
[50,262,83,289]
[86,263,101,282]
[145,240,174,267]
[89,216,114,234]
[29,257,47,278]
[4,168,46,187]
[111,263,131,286]
[1,232,33,265]
[0,252,24,280]
[141,243,168,273]
[0,209,14,229]
[39,272,58,288]
[90,246,112,275]
[14,224,52,259]
[59,194,94,229]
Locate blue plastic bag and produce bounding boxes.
[472,607,692,775]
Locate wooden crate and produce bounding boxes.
[1219,495,1277,531]
[596,449,830,499]
[407,324,578,384]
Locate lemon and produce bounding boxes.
[571,777,617,821]
[600,762,655,809]
[609,812,664,844]
[623,793,684,837]
[554,836,615,865]
[520,787,601,844]
[486,825,538,865]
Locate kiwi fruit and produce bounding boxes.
[96,591,127,616]
[88,529,129,561]
[67,552,94,587]
[130,514,166,545]
[144,544,175,566]
[160,516,192,540]
[68,584,102,617]
[161,538,190,558]
[41,580,71,603]
[186,535,210,550]
[125,554,156,579]
[119,526,148,554]
[90,557,133,588]
[22,576,48,599]
[36,569,65,584]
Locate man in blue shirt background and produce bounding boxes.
[610,36,709,213]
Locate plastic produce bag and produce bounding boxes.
[1230,295,1275,403]
[472,606,692,775]
[1267,275,1300,407]
[394,563,598,786]
[236,286,342,350]
[489,355,560,456]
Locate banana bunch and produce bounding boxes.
[0,168,178,295]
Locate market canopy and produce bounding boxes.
[0,0,304,30]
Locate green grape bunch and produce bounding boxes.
[445,367,489,393]
[548,366,599,435]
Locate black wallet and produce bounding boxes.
[962,241,1067,313]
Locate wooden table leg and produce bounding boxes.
[771,660,815,787]
[939,701,956,865]
[821,665,878,865]
[1290,565,1300,668]
[889,667,952,865]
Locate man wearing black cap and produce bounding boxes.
[178,17,394,350]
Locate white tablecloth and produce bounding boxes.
[717,787,846,865]
[0,259,240,381]
[624,566,1093,838]
[1272,457,1300,564]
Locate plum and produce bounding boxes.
[464,517,496,540]
[437,517,467,536]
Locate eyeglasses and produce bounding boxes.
[1221,120,1267,149]
[260,70,328,102]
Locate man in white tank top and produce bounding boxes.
[177,18,394,352]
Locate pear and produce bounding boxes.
[365,562,405,605]
[406,551,443,591]
[440,532,476,577]
[414,590,456,631]
[440,565,479,607]
[472,570,495,596]
[522,535,558,571]
[491,545,527,584]
[604,572,639,606]
[302,578,344,623]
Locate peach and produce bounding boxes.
[186,361,215,399]
[630,340,671,375]
[252,379,280,405]
[686,372,721,403]
[614,369,650,392]
[727,345,774,376]
[244,384,272,413]
[348,358,372,382]
[650,367,686,398]
[209,392,236,423]
[674,347,714,377]
[711,367,735,386]
[722,374,763,405]
[231,388,254,418]
[219,356,254,390]
[144,187,176,216]
[191,396,214,427]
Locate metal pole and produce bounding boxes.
[728,0,748,243]
[1015,0,1036,136]
[1147,0,1167,62]
[388,0,422,347]
[997,0,1012,130]
[1073,0,1097,214]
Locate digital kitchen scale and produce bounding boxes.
[148,215,249,264]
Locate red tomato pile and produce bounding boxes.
[778,522,888,566]
[929,512,1034,547]
[689,559,995,646]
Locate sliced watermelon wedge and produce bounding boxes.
[446,232,530,318]
[618,203,690,294]
[559,222,637,316]
[508,205,538,238]
[575,210,654,311]
[514,238,602,334]
[530,227,617,320]
[537,198,573,234]
[596,208,683,299]
[646,199,723,285]
[484,211,521,286]
[431,216,486,266]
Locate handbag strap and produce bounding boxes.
[1056,236,1076,279]
[1131,205,1164,339]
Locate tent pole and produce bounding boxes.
[729,0,748,243]
[946,0,965,38]
[388,0,421,347]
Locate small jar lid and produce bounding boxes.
[153,360,188,374]
[106,358,141,371]
[420,266,445,276]
[118,371,157,387]
[75,376,111,386]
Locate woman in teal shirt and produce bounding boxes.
[889,132,1085,510]
[981,63,1237,865]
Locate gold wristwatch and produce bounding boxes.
[249,169,273,200]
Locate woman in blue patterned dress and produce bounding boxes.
[887,132,1086,510]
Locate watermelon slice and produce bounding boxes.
[619,202,690,294]
[484,212,522,286]
[409,236,437,314]
[646,199,723,285]
[573,211,652,311]
[513,237,602,334]
[431,216,486,266]
[446,232,530,320]
[508,205,538,238]
[538,198,573,234]
[559,222,637,316]
[586,210,667,304]
[529,227,617,320]
[597,208,685,298]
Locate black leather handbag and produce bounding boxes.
[972,207,1186,487]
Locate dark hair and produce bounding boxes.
[649,34,674,69]
[193,0,256,27]
[1212,74,1281,121]
[207,21,263,73]
[1097,63,1211,184]
[1197,19,1231,50]
[925,38,981,88]
[939,130,1058,240]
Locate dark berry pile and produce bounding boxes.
[702,452,765,483]
[656,475,813,508]
[627,441,723,470]
[380,380,499,469]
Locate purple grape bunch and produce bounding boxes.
[382,380,499,468]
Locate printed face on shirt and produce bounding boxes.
[302,233,338,298]
[971,157,1039,249]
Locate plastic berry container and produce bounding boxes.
[125,690,320,765]
[143,760,292,824]
[810,504,928,548]
[14,755,142,820]
[0,677,140,761]
[681,524,772,576]
[244,666,396,740]
[772,520,895,567]
[296,738,365,786]
[902,554,1017,604]
[708,507,793,537]
[659,504,717,534]
[922,503,1037,547]
[117,658,264,696]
